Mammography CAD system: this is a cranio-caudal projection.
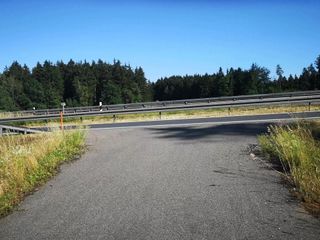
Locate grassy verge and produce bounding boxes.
[21,103,320,128]
[258,121,320,215]
[0,130,86,216]
[0,111,30,119]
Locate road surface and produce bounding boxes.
[1,121,320,239]
[87,111,320,129]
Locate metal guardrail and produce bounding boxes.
[0,125,43,135]
[0,91,320,123]
[1,90,320,117]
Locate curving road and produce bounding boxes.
[1,119,320,239]
[86,111,320,130]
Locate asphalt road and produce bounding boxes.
[1,121,320,239]
[87,111,320,129]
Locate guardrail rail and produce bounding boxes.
[0,90,320,123]
[0,125,43,135]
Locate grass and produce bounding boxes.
[0,130,86,216]
[0,111,31,119]
[21,103,320,128]
[258,121,320,215]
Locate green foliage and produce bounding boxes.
[102,81,122,104]
[0,59,151,111]
[153,55,320,101]
[0,76,16,111]
[153,64,271,100]
[0,55,320,111]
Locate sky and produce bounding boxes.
[0,0,319,81]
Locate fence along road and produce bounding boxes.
[1,90,320,123]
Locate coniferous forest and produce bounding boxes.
[0,55,319,111]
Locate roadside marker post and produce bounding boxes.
[60,102,66,133]
[61,102,66,114]
[60,111,64,132]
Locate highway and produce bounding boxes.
[87,111,320,130]
[1,117,320,239]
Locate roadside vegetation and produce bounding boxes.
[258,121,320,215]
[0,111,27,119]
[0,130,85,216]
[18,103,320,128]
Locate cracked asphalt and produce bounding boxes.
[1,122,320,239]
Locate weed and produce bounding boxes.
[258,122,320,215]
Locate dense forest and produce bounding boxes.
[0,60,152,111]
[0,55,319,111]
[153,55,320,101]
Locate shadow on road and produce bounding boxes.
[147,123,270,141]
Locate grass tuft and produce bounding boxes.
[0,130,85,216]
[258,121,320,215]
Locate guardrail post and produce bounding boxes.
[309,102,311,111]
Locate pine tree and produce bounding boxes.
[315,55,320,89]
[276,64,284,90]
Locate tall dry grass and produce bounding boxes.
[0,130,85,216]
[259,122,320,213]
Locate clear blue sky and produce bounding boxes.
[0,0,319,81]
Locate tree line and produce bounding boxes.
[0,55,319,111]
[0,60,152,111]
[153,56,320,101]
